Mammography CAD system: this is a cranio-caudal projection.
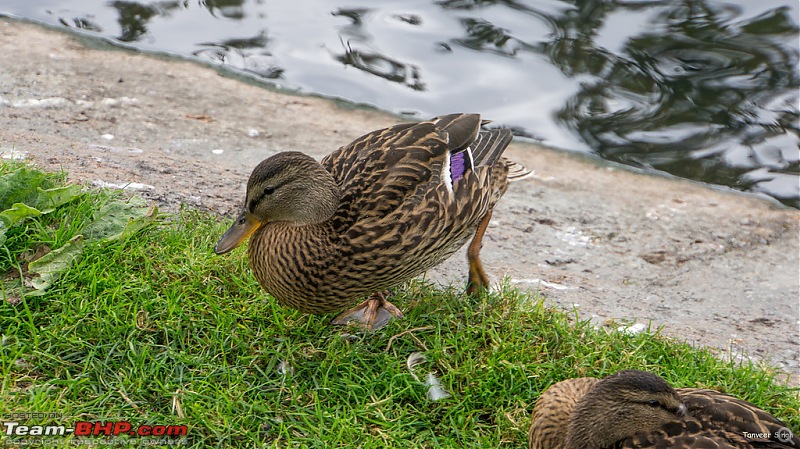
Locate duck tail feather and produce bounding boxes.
[470,129,513,167]
[506,160,533,181]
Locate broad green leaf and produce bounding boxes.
[0,220,6,246]
[0,165,52,211]
[0,202,42,227]
[0,187,78,227]
[27,235,84,294]
[110,204,159,242]
[35,184,82,213]
[83,196,157,242]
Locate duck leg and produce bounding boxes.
[466,210,493,295]
[332,290,404,331]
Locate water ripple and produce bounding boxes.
[2,0,798,206]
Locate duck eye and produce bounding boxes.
[264,186,275,195]
[647,400,661,407]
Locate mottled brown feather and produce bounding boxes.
[529,377,600,449]
[529,370,799,449]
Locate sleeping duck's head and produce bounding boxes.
[214,151,339,254]
[566,370,687,448]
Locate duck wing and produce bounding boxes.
[679,388,799,448]
[316,113,511,293]
[320,113,509,233]
[619,389,799,448]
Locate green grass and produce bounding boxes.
[1,161,798,448]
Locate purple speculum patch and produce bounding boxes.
[450,151,467,182]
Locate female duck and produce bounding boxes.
[529,370,799,448]
[215,113,524,329]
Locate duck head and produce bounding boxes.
[566,370,687,449]
[214,151,340,254]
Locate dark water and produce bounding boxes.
[2,0,798,207]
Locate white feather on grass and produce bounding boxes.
[424,373,450,401]
[278,359,294,376]
[406,352,427,382]
[406,352,450,401]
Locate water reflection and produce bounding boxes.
[3,0,797,207]
[333,8,426,91]
[335,41,426,91]
[553,2,799,205]
[195,31,284,79]
[203,0,246,20]
[456,18,525,57]
[110,1,164,42]
[58,14,102,32]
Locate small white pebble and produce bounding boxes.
[100,97,137,106]
[247,128,260,137]
[510,278,570,290]
[125,182,154,190]
[618,323,647,335]
[12,97,68,108]
[101,134,115,140]
[92,180,154,191]
[212,149,224,155]
[1,149,28,160]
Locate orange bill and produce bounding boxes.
[214,210,262,254]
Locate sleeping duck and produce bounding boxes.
[529,369,799,448]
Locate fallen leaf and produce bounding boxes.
[27,235,84,294]
[0,203,42,227]
[35,184,82,212]
[83,197,158,242]
[185,114,213,122]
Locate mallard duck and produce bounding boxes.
[214,113,525,329]
[528,370,799,449]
